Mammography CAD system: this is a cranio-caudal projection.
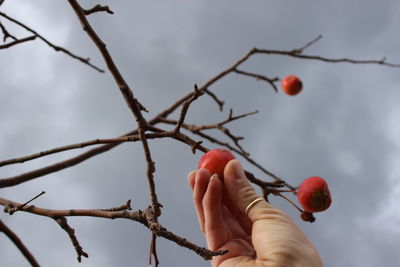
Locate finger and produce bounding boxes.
[193,168,211,233]
[202,174,228,250]
[223,159,272,223]
[221,188,253,235]
[224,160,325,265]
[220,204,250,242]
[188,170,196,191]
[195,173,250,242]
[224,160,303,257]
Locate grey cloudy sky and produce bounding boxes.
[1,1,400,266]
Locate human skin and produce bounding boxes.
[188,159,324,267]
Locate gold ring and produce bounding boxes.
[245,197,264,216]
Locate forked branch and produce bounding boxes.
[1,8,400,264]
[0,35,36,49]
[0,197,227,261]
[0,11,104,72]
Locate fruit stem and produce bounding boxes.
[274,191,303,213]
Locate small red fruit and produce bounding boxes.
[198,148,235,179]
[281,75,303,95]
[297,176,331,213]
[300,211,315,223]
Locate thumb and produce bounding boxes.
[224,160,324,266]
[223,159,272,221]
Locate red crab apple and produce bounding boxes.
[198,148,235,179]
[297,176,331,213]
[281,75,303,95]
[300,211,315,223]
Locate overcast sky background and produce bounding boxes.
[1,1,400,266]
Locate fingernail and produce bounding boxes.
[210,173,219,182]
[188,170,197,177]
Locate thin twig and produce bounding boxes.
[0,35,36,49]
[6,191,46,215]
[83,5,114,15]
[146,124,208,154]
[54,217,88,262]
[0,21,17,41]
[292,34,322,53]
[0,11,104,72]
[1,31,395,263]
[0,197,227,260]
[174,84,204,134]
[159,118,289,189]
[66,0,146,121]
[0,219,40,267]
[100,199,132,212]
[216,125,247,155]
[149,234,159,267]
[170,109,259,131]
[188,130,294,189]
[67,0,161,216]
[156,48,257,119]
[158,109,258,155]
[273,192,303,213]
[233,69,279,92]
[1,35,397,191]
[204,88,225,111]
[0,134,160,168]
[254,48,400,67]
[0,130,136,188]
[0,129,208,188]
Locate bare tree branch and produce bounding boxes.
[0,11,104,72]
[1,20,399,264]
[0,134,164,168]
[66,0,147,121]
[190,130,289,187]
[292,34,322,53]
[204,88,225,111]
[54,217,88,262]
[6,191,45,215]
[2,33,397,190]
[100,199,132,211]
[171,109,259,131]
[159,109,258,155]
[0,35,36,49]
[0,219,40,267]
[67,1,162,217]
[0,128,207,188]
[254,47,400,67]
[173,84,204,134]
[0,21,17,41]
[0,131,136,188]
[149,234,159,267]
[0,197,227,261]
[233,69,279,92]
[83,4,114,15]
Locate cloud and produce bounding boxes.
[370,107,400,233]
[1,1,400,267]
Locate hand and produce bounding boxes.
[188,159,324,267]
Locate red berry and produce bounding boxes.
[297,176,331,213]
[198,148,235,179]
[300,211,315,223]
[281,75,303,96]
